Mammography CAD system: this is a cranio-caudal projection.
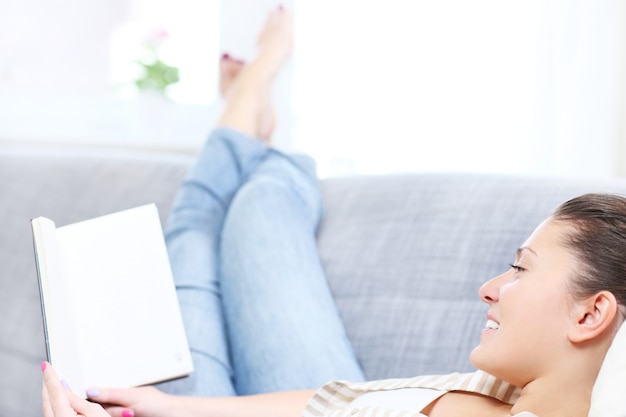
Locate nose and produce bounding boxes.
[478,271,509,304]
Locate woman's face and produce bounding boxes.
[470,218,578,387]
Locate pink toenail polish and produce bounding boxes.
[41,361,47,372]
[121,409,134,417]
[222,53,230,60]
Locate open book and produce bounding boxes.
[32,204,193,398]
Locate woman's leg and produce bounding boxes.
[158,128,269,397]
[158,8,293,396]
[217,10,363,392]
[160,7,363,396]
[220,151,365,395]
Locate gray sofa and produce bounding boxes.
[3,143,626,417]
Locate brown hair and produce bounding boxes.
[552,193,626,306]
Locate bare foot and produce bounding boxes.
[219,54,244,99]
[216,7,292,143]
[219,54,276,143]
[255,7,293,81]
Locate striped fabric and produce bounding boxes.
[303,371,521,417]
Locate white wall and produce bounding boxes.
[0,0,126,94]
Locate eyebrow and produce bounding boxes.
[516,246,538,258]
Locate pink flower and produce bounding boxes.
[143,27,170,48]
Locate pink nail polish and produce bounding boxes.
[222,53,230,60]
[41,362,47,372]
[121,410,134,417]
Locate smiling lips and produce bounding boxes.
[485,319,500,330]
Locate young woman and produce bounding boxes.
[41,8,625,417]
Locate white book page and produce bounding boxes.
[50,204,193,397]
[32,217,86,392]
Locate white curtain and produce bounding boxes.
[290,0,626,178]
[531,0,626,178]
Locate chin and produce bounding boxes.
[470,344,498,375]
[470,347,520,387]
[469,344,483,369]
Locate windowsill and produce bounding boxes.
[0,91,221,154]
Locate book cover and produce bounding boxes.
[32,204,193,398]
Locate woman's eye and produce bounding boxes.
[509,263,525,273]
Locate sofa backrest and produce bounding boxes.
[319,173,626,380]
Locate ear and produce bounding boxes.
[568,291,619,344]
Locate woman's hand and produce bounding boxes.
[41,361,115,417]
[86,384,176,417]
[41,361,176,417]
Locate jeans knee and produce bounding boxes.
[232,175,322,227]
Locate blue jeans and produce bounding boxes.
[157,128,364,396]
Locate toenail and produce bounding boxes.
[221,53,230,60]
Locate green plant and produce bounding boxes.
[135,28,180,93]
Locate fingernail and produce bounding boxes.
[41,362,47,372]
[61,379,71,390]
[122,409,134,417]
[86,388,100,398]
